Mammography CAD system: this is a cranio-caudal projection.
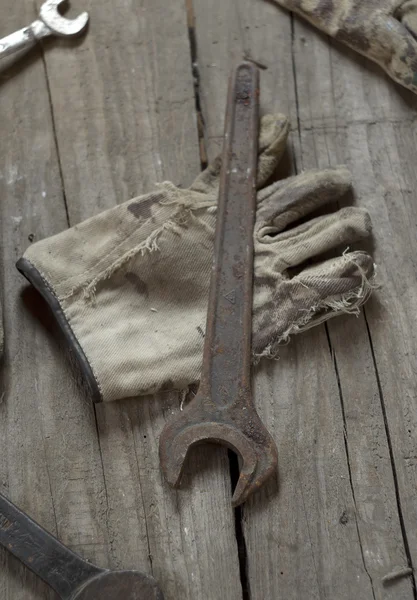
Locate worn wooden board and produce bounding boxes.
[31,0,243,599]
[2,0,417,598]
[292,15,417,596]
[0,2,112,600]
[191,0,416,598]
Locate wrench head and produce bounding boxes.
[159,399,278,507]
[71,571,164,600]
[40,0,89,37]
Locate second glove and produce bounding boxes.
[273,0,417,95]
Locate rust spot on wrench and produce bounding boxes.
[159,62,278,507]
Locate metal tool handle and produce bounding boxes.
[159,63,277,506]
[0,20,50,63]
[0,493,104,600]
[200,62,259,408]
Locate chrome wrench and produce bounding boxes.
[0,0,88,68]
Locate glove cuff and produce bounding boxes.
[16,257,103,403]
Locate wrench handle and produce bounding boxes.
[200,62,259,407]
[0,21,50,63]
[0,493,104,599]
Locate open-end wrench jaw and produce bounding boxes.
[159,392,278,507]
[40,0,89,37]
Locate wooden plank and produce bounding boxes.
[37,0,243,598]
[189,0,298,162]
[0,3,113,600]
[95,397,240,599]
[292,15,417,595]
[191,0,415,597]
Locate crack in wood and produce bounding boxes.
[326,327,377,600]
[363,314,417,599]
[37,37,70,229]
[290,14,303,173]
[186,0,207,170]
[228,450,250,600]
[92,408,119,570]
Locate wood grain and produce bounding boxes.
[293,16,417,598]
[2,0,417,598]
[0,2,112,600]
[34,0,243,599]
[191,0,416,597]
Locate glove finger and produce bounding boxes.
[296,250,375,300]
[357,13,417,94]
[257,113,290,187]
[190,113,289,194]
[256,166,352,233]
[397,1,417,37]
[259,207,371,270]
[252,250,375,356]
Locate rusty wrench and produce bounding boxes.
[0,493,164,599]
[0,0,88,67]
[159,62,278,507]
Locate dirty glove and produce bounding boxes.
[273,0,417,95]
[17,114,375,402]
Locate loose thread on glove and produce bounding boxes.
[179,389,188,411]
[254,250,378,362]
[59,221,173,303]
[381,567,413,585]
[59,197,217,304]
[83,221,176,301]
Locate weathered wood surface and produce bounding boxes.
[0,1,241,599]
[0,3,111,600]
[191,0,417,598]
[1,0,417,599]
[39,1,243,596]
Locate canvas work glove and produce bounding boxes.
[17,114,375,402]
[273,0,417,94]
